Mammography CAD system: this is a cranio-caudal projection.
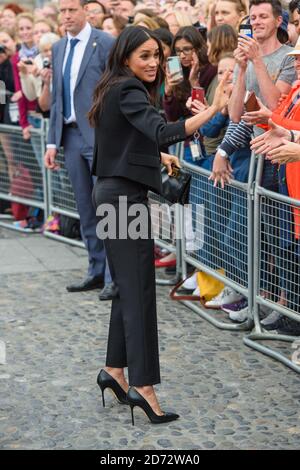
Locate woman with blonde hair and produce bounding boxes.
[11,13,40,142]
[19,32,60,104]
[207,23,238,65]
[100,14,127,37]
[213,0,248,30]
[133,13,160,30]
[33,17,57,46]
[163,10,193,36]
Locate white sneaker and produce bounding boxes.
[229,307,248,323]
[192,286,200,296]
[205,287,243,308]
[182,272,198,290]
[261,310,281,326]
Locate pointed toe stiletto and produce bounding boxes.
[126,387,179,425]
[97,369,128,407]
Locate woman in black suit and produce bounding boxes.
[89,26,229,425]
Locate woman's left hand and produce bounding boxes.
[17,60,37,76]
[186,97,207,115]
[191,98,207,114]
[266,140,300,164]
[161,153,181,175]
[189,52,200,87]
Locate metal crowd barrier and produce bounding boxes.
[2,120,300,372]
[0,122,47,231]
[149,192,183,286]
[148,141,185,286]
[244,156,300,372]
[178,153,257,331]
[45,148,85,248]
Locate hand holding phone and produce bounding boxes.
[191,87,204,103]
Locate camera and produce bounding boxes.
[0,44,7,54]
[42,58,51,69]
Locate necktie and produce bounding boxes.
[63,38,79,120]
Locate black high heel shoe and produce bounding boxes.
[97,369,128,407]
[127,387,179,425]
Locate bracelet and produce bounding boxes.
[290,130,295,142]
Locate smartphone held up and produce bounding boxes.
[166,56,183,82]
[191,87,205,103]
[239,24,253,38]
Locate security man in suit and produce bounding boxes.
[44,0,116,296]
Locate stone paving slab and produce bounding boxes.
[0,233,87,275]
[0,227,300,450]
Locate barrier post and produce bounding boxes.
[243,156,300,373]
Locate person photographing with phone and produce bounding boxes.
[19,33,60,116]
[222,0,296,189]
[186,52,235,169]
[163,26,217,166]
[90,26,230,425]
[229,1,294,127]
[221,0,298,329]
[11,13,40,142]
[248,37,300,334]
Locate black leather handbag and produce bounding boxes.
[161,165,191,205]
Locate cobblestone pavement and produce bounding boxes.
[0,227,300,450]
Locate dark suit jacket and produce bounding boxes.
[48,27,114,149]
[92,77,187,194]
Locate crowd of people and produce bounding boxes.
[0,0,300,336]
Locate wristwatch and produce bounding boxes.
[218,148,228,159]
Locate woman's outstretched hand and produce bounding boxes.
[250,119,291,155]
[266,140,300,164]
[161,153,181,175]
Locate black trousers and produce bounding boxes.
[93,177,161,387]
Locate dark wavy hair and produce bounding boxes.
[173,26,209,69]
[88,26,164,127]
[171,26,209,114]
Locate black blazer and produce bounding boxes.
[92,77,187,194]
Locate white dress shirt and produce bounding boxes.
[63,21,92,124]
[47,22,92,150]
